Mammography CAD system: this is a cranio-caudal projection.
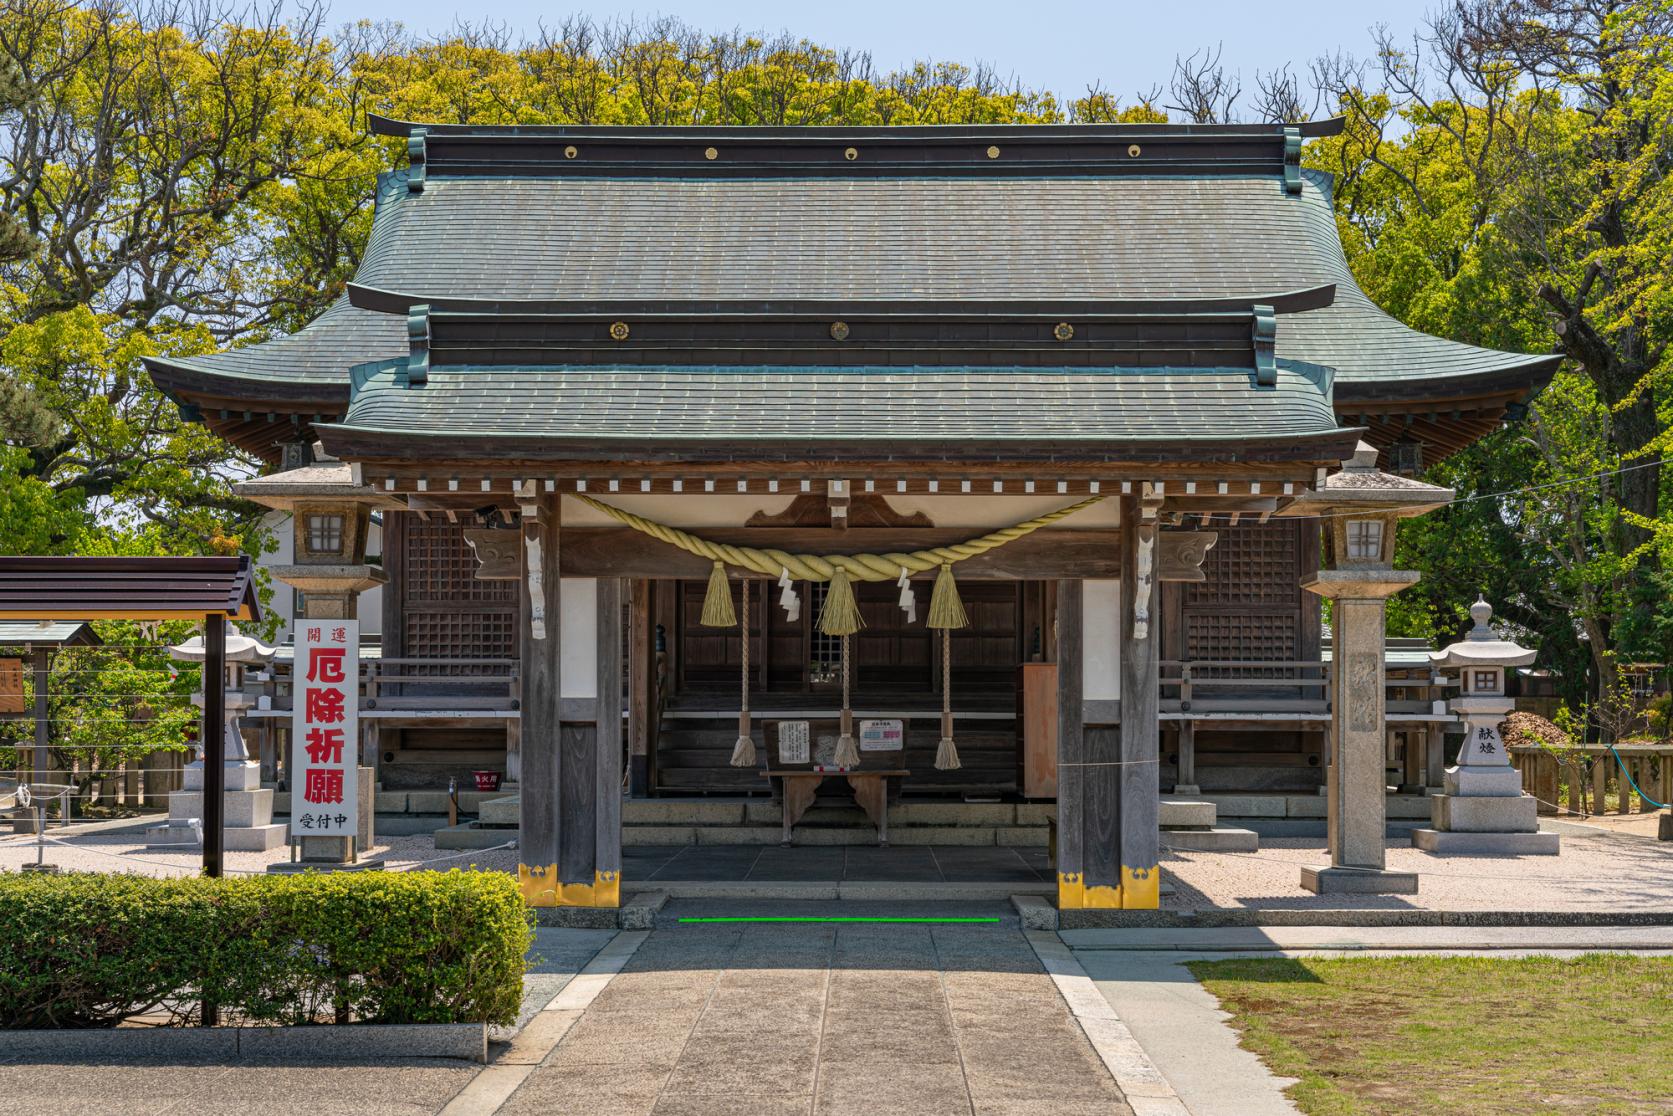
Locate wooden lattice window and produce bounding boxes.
[396,519,516,661]
[1180,521,1309,671]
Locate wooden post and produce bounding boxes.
[1118,491,1161,909]
[203,618,226,880]
[518,492,562,903]
[1173,720,1197,796]
[628,579,651,798]
[30,647,47,789]
[1053,579,1090,906]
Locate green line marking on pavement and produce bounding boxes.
[678,916,1001,924]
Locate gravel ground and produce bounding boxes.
[6,823,1671,914]
[1160,830,1673,911]
[0,826,520,877]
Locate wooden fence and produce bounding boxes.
[1509,743,1671,816]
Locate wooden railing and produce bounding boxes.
[1509,743,1671,816]
[1160,660,1445,717]
[251,657,519,714]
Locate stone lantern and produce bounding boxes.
[235,444,401,868]
[1281,441,1452,894]
[147,621,286,850]
[1410,598,1559,854]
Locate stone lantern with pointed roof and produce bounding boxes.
[235,443,402,868]
[1281,441,1453,894]
[1410,598,1559,854]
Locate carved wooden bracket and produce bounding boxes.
[462,528,520,580]
[1156,531,1218,583]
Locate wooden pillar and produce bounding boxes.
[1118,491,1161,909]
[1173,720,1197,796]
[627,579,652,798]
[518,492,562,902]
[203,617,226,879]
[1053,578,1095,906]
[30,647,48,786]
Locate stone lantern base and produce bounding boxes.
[1411,789,1559,855]
[1300,865,1419,895]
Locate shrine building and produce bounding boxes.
[147,117,1559,909]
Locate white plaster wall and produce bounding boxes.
[559,578,598,699]
[559,491,1119,530]
[255,510,383,642]
[1083,578,1122,700]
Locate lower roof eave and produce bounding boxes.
[1332,355,1562,408]
[315,423,1364,470]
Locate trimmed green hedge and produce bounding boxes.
[0,870,532,1028]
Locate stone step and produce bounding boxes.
[1157,827,1260,853]
[466,796,1215,829]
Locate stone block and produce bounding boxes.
[1204,794,1287,818]
[1286,796,1327,818]
[619,891,668,931]
[168,787,273,828]
[1158,827,1259,853]
[145,821,201,848]
[184,761,261,792]
[1158,799,1217,828]
[373,790,409,812]
[893,802,1013,826]
[1299,865,1419,895]
[1010,894,1058,931]
[624,825,701,845]
[406,791,449,814]
[693,825,780,845]
[1444,766,1525,797]
[994,827,1050,847]
[433,822,519,850]
[222,823,288,851]
[1410,828,1560,855]
[478,795,521,825]
[889,826,996,846]
[1015,803,1055,826]
[1431,793,1539,833]
[1385,795,1435,819]
[273,790,290,813]
[627,799,748,825]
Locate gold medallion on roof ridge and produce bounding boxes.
[830,321,850,341]
[1054,322,1075,342]
[986,145,1001,159]
[609,321,630,341]
[563,145,578,159]
[704,146,718,160]
[1128,144,1142,157]
[844,146,858,161]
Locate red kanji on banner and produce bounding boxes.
[303,767,345,804]
[306,646,347,683]
[305,726,345,765]
[304,687,346,723]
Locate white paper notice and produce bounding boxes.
[778,720,810,764]
[291,620,359,838]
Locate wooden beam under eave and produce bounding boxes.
[555,526,1127,579]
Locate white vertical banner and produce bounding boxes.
[291,619,359,839]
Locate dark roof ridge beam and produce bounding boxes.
[367,113,1347,140]
[347,283,1338,318]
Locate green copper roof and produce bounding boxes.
[160,166,1555,401]
[321,360,1351,459]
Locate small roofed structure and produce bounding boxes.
[0,556,261,877]
[0,556,259,621]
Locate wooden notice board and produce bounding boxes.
[1018,662,1058,798]
[0,658,23,715]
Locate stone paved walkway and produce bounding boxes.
[499,901,1132,1116]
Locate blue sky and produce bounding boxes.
[320,0,1443,108]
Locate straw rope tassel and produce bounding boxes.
[730,578,756,768]
[700,561,736,627]
[833,634,860,768]
[934,627,961,771]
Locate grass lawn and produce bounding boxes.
[1189,954,1673,1116]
